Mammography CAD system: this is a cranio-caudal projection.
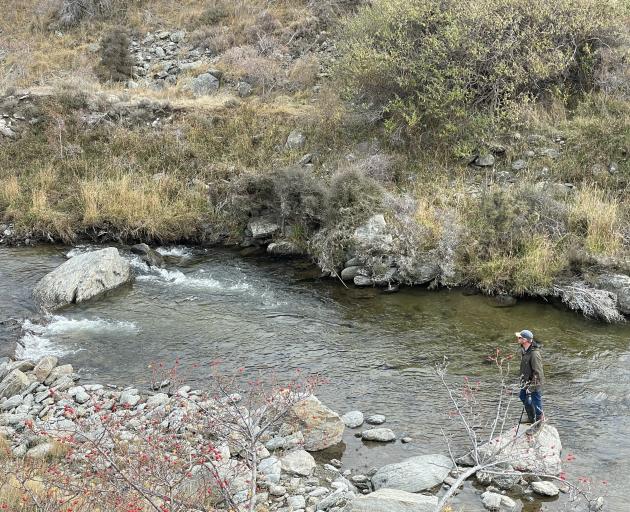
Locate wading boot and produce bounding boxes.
[523,404,536,424]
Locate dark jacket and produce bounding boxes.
[520,342,544,392]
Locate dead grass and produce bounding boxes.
[569,185,624,255]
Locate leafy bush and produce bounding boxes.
[336,0,626,144]
[95,28,134,82]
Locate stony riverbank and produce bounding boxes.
[0,354,575,512]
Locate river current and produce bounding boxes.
[1,245,629,511]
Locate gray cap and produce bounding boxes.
[515,329,534,341]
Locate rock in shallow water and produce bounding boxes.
[33,248,132,311]
[361,428,396,442]
[341,410,364,428]
[371,454,452,492]
[531,480,559,496]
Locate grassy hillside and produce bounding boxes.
[1,0,629,302]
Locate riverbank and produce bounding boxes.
[0,355,573,512]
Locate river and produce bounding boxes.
[1,245,629,511]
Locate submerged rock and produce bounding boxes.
[33,248,132,310]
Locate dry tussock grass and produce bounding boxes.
[569,185,624,255]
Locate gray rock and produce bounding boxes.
[531,481,559,496]
[343,488,437,512]
[0,369,29,399]
[267,241,303,257]
[316,489,354,511]
[341,266,363,281]
[248,216,280,239]
[288,495,306,509]
[341,410,364,428]
[365,414,386,425]
[0,120,17,138]
[259,456,282,483]
[33,356,57,383]
[474,154,495,167]
[372,454,452,493]
[291,396,345,451]
[26,442,54,459]
[44,364,73,386]
[593,274,630,314]
[481,491,517,511]
[354,276,374,287]
[170,31,185,43]
[189,73,220,96]
[361,428,396,442]
[119,390,141,407]
[354,215,392,250]
[33,248,132,311]
[0,395,22,411]
[511,159,527,171]
[281,449,316,476]
[469,424,562,475]
[286,130,306,150]
[146,393,170,408]
[130,243,164,268]
[265,431,304,451]
[236,81,253,98]
[538,148,560,159]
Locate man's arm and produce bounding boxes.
[531,350,544,386]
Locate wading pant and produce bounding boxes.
[519,388,543,421]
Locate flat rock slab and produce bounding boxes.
[372,454,452,492]
[33,248,132,310]
[343,488,438,512]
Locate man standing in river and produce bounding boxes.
[516,329,545,426]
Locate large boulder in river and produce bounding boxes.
[33,248,132,310]
[343,488,438,512]
[291,395,345,451]
[371,454,452,492]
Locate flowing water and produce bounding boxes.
[1,245,629,511]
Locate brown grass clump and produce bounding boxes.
[569,185,624,255]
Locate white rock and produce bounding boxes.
[341,410,364,428]
[361,428,396,442]
[531,480,560,496]
[281,449,316,477]
[365,414,386,425]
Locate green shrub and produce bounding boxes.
[95,28,134,82]
[336,0,626,146]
